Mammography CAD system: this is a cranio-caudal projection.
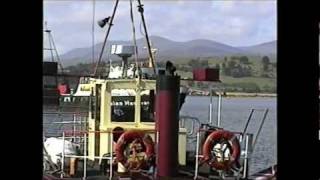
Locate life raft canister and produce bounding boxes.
[115,130,155,170]
[202,130,241,170]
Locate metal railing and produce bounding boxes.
[44,104,269,179]
[59,130,113,180]
[208,90,223,127]
[179,115,201,137]
[240,108,269,152]
[193,129,254,180]
[43,110,88,142]
[58,129,158,180]
[193,108,269,180]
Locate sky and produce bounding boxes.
[43,0,277,55]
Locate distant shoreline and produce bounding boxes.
[189,92,277,98]
[224,92,276,97]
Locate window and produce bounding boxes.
[110,89,155,122]
[141,90,155,122]
[111,95,135,122]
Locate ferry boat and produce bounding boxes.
[43,0,276,179]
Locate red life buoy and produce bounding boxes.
[202,130,240,170]
[115,130,155,170]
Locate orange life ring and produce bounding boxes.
[202,130,240,170]
[115,130,155,170]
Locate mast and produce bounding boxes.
[44,21,65,75]
[93,0,156,77]
[93,0,120,77]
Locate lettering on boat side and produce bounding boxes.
[111,100,149,106]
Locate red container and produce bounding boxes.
[58,84,70,95]
[193,68,220,81]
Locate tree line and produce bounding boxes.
[63,55,277,93]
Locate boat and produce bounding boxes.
[43,0,276,179]
[43,22,80,106]
[43,62,275,180]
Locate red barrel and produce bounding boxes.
[155,75,180,178]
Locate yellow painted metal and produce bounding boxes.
[88,86,95,160]
[86,78,187,165]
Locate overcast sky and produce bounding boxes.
[43,0,277,55]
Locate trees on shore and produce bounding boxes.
[63,55,276,93]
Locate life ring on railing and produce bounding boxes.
[202,130,240,170]
[115,130,155,170]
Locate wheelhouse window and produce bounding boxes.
[111,89,136,122]
[141,90,155,122]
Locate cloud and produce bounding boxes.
[43,0,276,55]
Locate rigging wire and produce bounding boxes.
[136,0,156,73]
[44,21,65,77]
[93,0,120,76]
[139,20,145,37]
[129,0,139,74]
[92,0,96,71]
[45,21,55,63]
[49,32,65,75]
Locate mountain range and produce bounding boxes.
[50,36,276,66]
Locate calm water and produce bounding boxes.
[180,96,277,174]
[43,96,277,175]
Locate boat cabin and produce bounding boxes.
[87,78,188,165]
[43,61,59,105]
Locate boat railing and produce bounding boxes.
[43,110,88,144]
[193,128,254,180]
[179,115,201,137]
[207,91,223,127]
[57,129,158,180]
[239,108,269,152]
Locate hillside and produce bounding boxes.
[47,36,276,66]
[238,41,277,55]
